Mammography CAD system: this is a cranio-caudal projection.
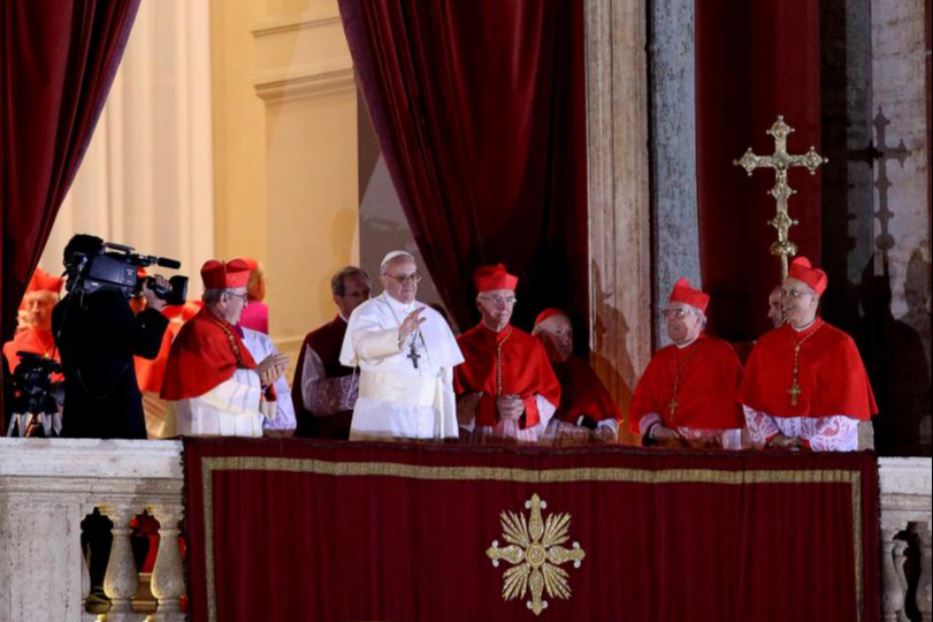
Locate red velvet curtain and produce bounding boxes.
[338,0,588,334]
[0,0,140,347]
[695,1,822,341]
[184,438,880,622]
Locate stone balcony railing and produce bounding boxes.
[1,438,930,621]
[0,439,185,622]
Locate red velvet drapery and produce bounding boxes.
[0,0,140,347]
[695,1,822,341]
[184,438,880,622]
[339,0,588,334]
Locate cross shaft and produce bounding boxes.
[733,116,828,280]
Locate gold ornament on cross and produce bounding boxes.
[733,115,828,280]
[486,494,586,616]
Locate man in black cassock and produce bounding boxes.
[52,235,169,439]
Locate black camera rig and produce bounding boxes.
[6,352,63,437]
[65,239,188,305]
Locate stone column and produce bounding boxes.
[99,504,141,621]
[0,495,90,622]
[881,527,907,621]
[584,0,652,441]
[915,522,932,622]
[149,505,186,622]
[648,0,701,348]
[870,0,932,320]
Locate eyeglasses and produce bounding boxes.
[384,272,422,285]
[661,307,693,319]
[781,289,812,299]
[227,291,249,303]
[479,295,517,307]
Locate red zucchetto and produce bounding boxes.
[534,308,566,327]
[200,259,251,289]
[25,268,63,295]
[669,278,710,313]
[474,263,518,292]
[787,256,827,295]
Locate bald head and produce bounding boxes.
[533,312,573,362]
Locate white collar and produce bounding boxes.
[791,318,817,332]
[381,292,416,315]
[674,334,700,349]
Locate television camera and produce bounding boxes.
[64,239,188,305]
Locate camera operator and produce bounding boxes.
[53,234,171,439]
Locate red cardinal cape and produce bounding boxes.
[455,324,561,428]
[630,334,744,432]
[160,307,258,400]
[3,327,59,372]
[552,356,620,424]
[739,318,877,420]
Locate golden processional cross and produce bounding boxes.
[733,116,828,280]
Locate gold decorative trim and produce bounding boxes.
[487,494,586,615]
[198,456,864,622]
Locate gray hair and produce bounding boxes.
[202,288,226,305]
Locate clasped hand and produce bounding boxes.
[496,394,524,421]
[257,352,289,388]
[768,433,803,450]
[651,424,680,442]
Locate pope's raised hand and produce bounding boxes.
[399,306,427,341]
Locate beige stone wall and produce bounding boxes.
[210,0,359,367]
[210,0,268,264]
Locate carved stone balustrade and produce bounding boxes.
[0,438,184,622]
[879,457,932,622]
[1,439,930,620]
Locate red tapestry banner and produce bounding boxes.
[183,439,880,622]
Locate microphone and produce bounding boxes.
[156,257,181,269]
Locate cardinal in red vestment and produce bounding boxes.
[630,278,744,449]
[739,257,877,451]
[3,268,63,372]
[161,259,288,437]
[454,264,560,443]
[531,308,620,444]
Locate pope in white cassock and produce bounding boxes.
[339,251,463,441]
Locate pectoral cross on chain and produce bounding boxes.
[787,381,802,406]
[406,340,421,369]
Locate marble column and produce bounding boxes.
[99,504,141,621]
[585,0,652,437]
[648,0,701,348]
